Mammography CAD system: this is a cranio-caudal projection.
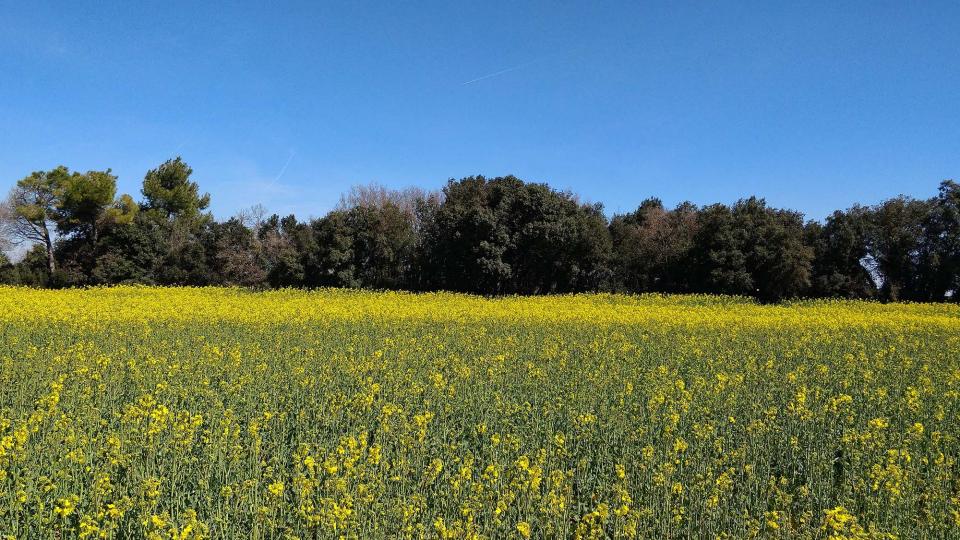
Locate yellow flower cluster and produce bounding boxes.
[0,286,957,538]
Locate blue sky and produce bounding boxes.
[1,1,958,221]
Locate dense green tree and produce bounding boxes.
[691,198,812,301]
[56,169,138,245]
[863,196,930,301]
[136,158,216,285]
[158,222,218,285]
[2,167,69,274]
[0,251,13,284]
[348,202,418,289]
[421,176,510,293]
[507,184,611,293]
[691,203,752,295]
[2,166,137,285]
[3,159,958,302]
[806,207,877,299]
[7,245,53,287]
[338,184,436,290]
[309,202,417,289]
[423,176,611,294]
[407,194,443,291]
[141,157,211,223]
[88,212,168,285]
[919,180,960,301]
[51,169,139,285]
[311,210,358,287]
[738,198,812,301]
[307,184,435,290]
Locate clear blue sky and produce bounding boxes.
[2,1,958,221]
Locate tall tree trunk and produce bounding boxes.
[43,225,55,274]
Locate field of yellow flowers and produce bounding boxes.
[1,287,958,539]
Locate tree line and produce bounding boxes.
[1,158,958,302]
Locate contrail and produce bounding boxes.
[267,150,296,189]
[461,59,541,86]
[171,140,187,157]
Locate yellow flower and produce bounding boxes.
[0,287,956,538]
[673,438,688,454]
[54,496,76,518]
[267,480,284,497]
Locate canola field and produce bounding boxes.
[0,287,958,539]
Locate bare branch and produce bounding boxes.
[0,200,14,252]
[235,204,268,230]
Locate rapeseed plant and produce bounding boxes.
[0,286,957,538]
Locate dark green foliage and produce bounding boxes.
[89,213,168,285]
[689,198,812,302]
[210,218,267,287]
[345,203,417,289]
[421,176,612,294]
[864,196,931,301]
[311,210,358,287]
[141,157,211,223]
[690,203,754,295]
[3,167,66,275]
[3,245,54,287]
[310,201,418,289]
[154,220,217,286]
[419,176,510,293]
[807,208,877,299]
[2,166,138,283]
[130,159,217,286]
[903,180,960,302]
[0,251,14,284]
[926,181,960,301]
[56,169,136,245]
[3,159,958,302]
